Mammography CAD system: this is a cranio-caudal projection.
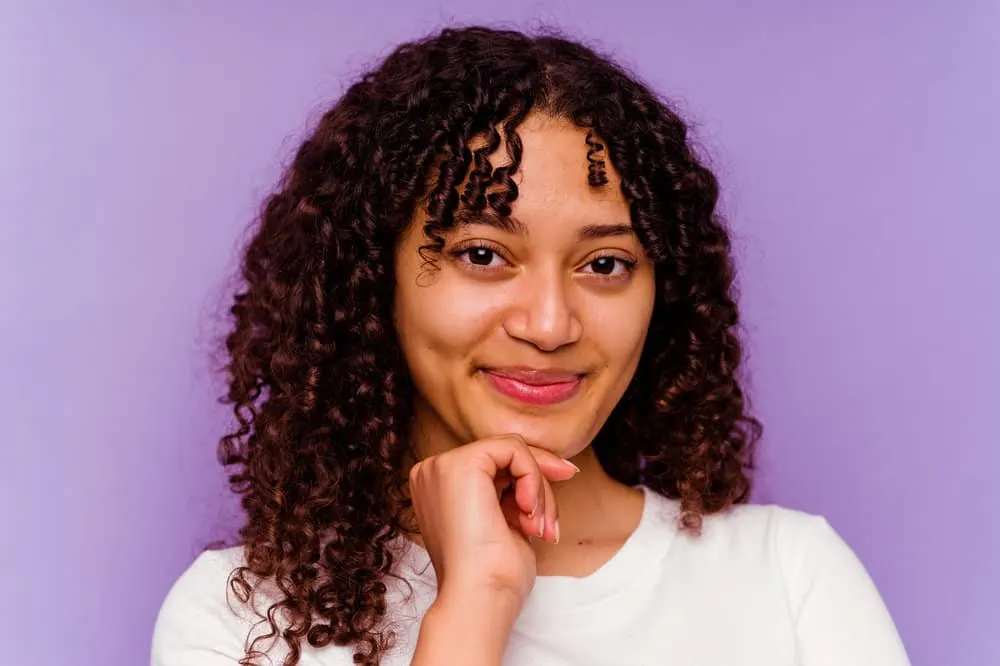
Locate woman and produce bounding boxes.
[152,26,910,666]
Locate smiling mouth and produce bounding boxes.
[479,367,585,406]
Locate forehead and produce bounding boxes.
[476,113,630,228]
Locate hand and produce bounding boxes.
[408,434,580,608]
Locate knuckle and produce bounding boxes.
[431,452,459,475]
[502,433,529,452]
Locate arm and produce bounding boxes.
[792,518,911,666]
[408,436,576,665]
[411,589,521,666]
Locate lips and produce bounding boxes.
[481,366,584,405]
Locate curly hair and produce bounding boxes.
[218,25,761,666]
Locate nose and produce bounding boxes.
[502,271,583,352]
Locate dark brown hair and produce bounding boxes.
[219,25,760,666]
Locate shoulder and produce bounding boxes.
[648,492,859,601]
[151,546,281,665]
[690,501,887,619]
[697,501,848,585]
[152,543,428,666]
[646,488,835,564]
[699,500,837,560]
[163,545,247,598]
[695,503,909,663]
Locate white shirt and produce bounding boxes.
[151,486,910,665]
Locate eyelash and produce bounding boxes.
[582,253,638,278]
[448,242,637,280]
[448,241,509,269]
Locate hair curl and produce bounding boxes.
[218,25,761,666]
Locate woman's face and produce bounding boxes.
[394,113,656,459]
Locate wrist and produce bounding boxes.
[414,587,522,665]
[434,582,523,626]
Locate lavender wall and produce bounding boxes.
[2,2,997,665]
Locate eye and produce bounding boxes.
[452,244,509,268]
[581,255,635,277]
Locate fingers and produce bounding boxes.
[513,475,560,543]
[460,434,580,544]
[493,471,512,499]
[532,448,581,483]
[541,473,559,543]
[469,435,550,515]
[499,487,520,525]
[515,471,544,541]
[483,437,571,545]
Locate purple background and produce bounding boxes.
[2,2,997,665]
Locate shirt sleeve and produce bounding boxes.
[150,550,263,666]
[790,516,911,666]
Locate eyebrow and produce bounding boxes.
[578,223,635,240]
[452,208,635,241]
[452,208,528,235]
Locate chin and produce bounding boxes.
[465,374,603,456]
[475,414,594,459]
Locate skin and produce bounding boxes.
[394,112,656,665]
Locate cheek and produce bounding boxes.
[395,277,503,363]
[588,287,655,370]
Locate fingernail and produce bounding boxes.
[554,519,561,544]
[529,497,539,519]
[562,459,581,473]
[538,518,545,539]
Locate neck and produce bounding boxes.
[542,446,643,545]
